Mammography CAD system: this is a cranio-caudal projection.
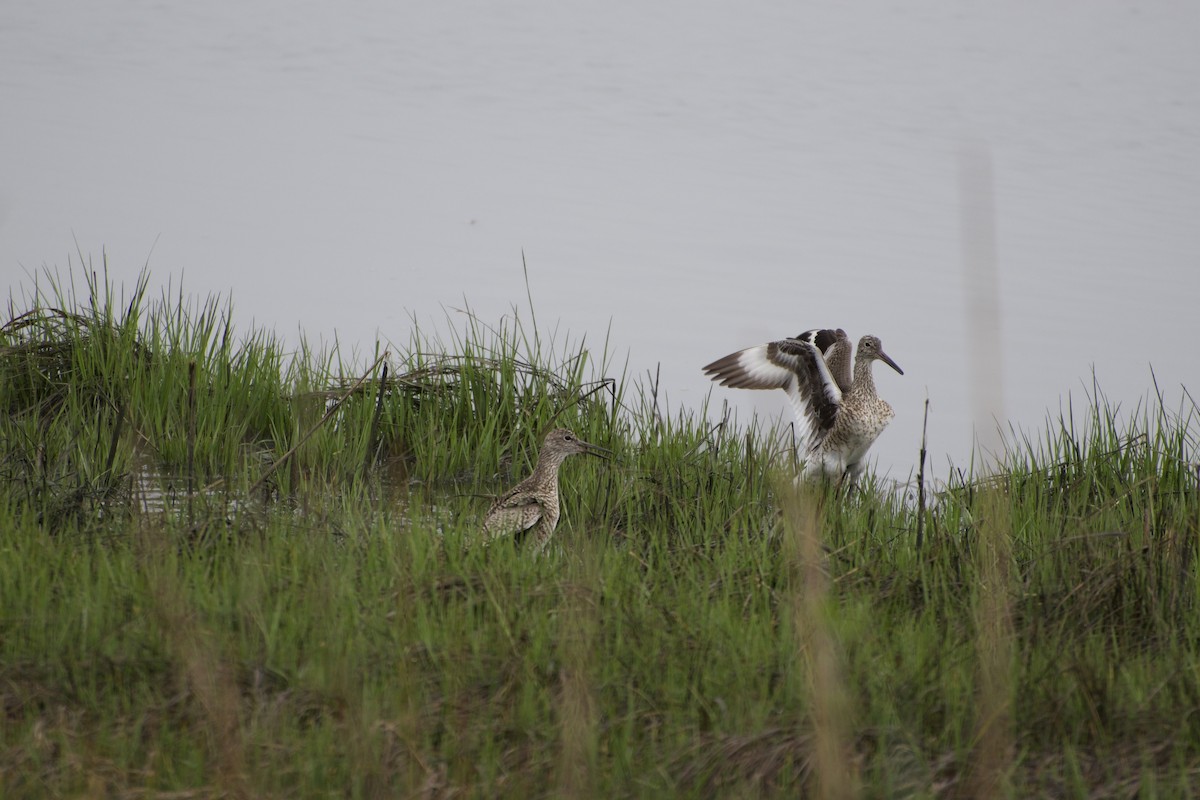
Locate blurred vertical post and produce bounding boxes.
[783,482,859,799]
[960,140,1005,469]
[960,139,1014,794]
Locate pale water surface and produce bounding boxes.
[3,1,1198,480]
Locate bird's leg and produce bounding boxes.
[529,525,555,556]
[836,468,860,499]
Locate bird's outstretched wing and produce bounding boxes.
[704,336,844,447]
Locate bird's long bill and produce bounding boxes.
[879,350,904,375]
[579,439,612,459]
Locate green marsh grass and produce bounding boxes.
[2,267,1200,797]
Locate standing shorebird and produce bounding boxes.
[703,330,903,483]
[481,428,609,554]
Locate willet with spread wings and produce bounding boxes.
[704,329,903,483]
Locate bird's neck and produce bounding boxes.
[532,450,568,481]
[850,355,877,396]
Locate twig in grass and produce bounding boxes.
[917,395,930,551]
[682,421,726,460]
[382,352,576,399]
[647,363,662,438]
[952,432,1150,492]
[549,377,616,427]
[522,249,538,336]
[1052,530,1127,547]
[209,350,390,497]
[364,360,389,474]
[101,396,126,494]
[187,360,197,527]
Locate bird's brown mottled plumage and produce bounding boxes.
[481,428,608,554]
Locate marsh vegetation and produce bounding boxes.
[2,267,1198,797]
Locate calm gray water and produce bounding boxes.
[4,1,1198,479]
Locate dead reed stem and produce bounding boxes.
[187,359,197,527]
[364,360,389,474]
[917,395,930,551]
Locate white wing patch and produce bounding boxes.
[702,344,795,390]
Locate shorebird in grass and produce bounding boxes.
[703,329,903,484]
[482,428,609,554]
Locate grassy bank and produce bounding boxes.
[2,267,1199,798]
